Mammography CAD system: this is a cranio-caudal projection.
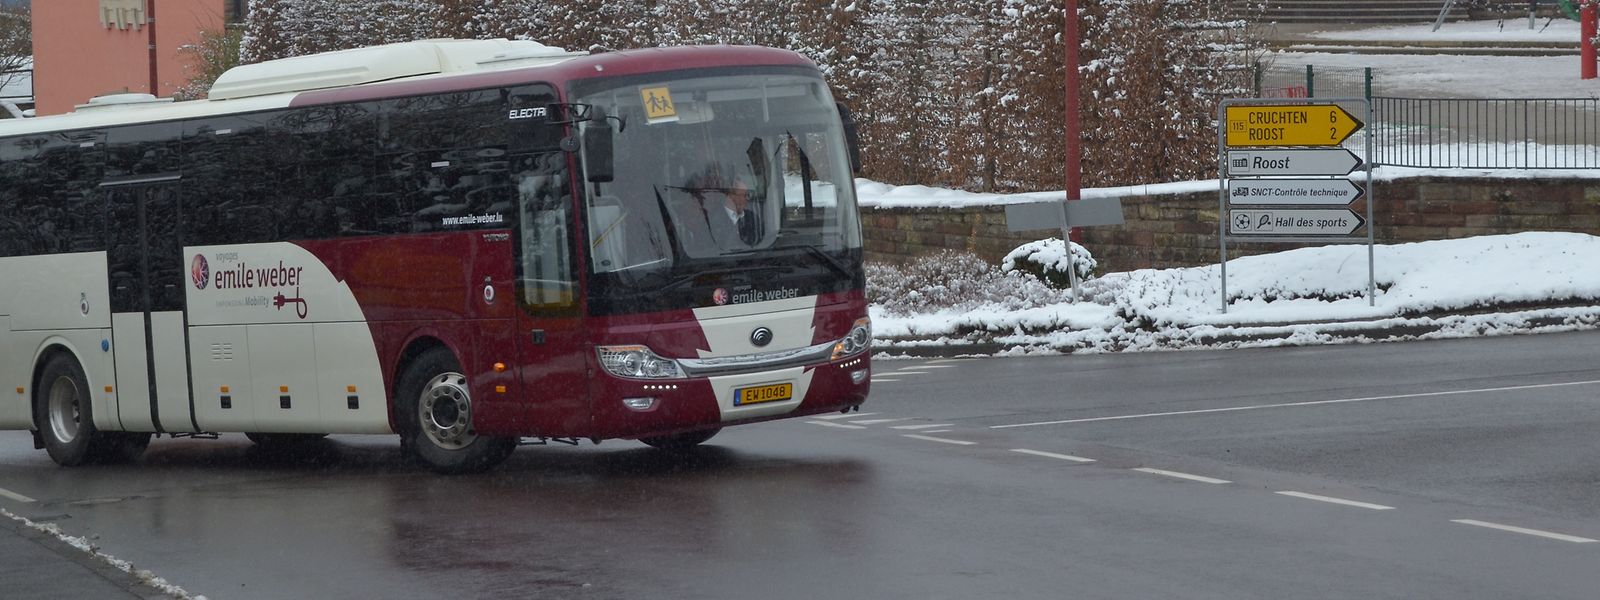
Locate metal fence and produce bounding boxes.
[1369,96,1600,169]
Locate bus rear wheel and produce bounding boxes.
[396,348,516,474]
[640,428,721,451]
[34,354,116,466]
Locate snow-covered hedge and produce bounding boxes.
[1001,238,1097,289]
[866,251,1068,316]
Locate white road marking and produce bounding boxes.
[1451,520,1599,544]
[920,429,953,433]
[991,379,1600,429]
[903,434,977,446]
[892,423,955,430]
[904,365,955,369]
[814,412,879,420]
[870,378,901,383]
[927,359,962,365]
[1275,491,1395,511]
[808,421,867,430]
[1010,448,1096,463]
[1131,468,1231,484]
[0,486,36,503]
[888,370,929,375]
[848,418,914,425]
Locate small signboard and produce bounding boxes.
[1004,197,1125,232]
[639,86,678,124]
[1229,208,1365,236]
[1224,104,1363,147]
[1226,149,1363,177]
[1227,179,1363,206]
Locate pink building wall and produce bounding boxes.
[33,0,224,116]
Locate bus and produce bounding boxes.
[0,39,871,473]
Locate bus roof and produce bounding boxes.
[0,40,819,138]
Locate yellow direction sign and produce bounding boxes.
[1225,104,1363,147]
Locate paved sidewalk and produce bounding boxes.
[0,510,173,600]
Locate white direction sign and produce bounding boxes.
[1227,178,1363,206]
[1230,208,1365,236]
[1227,148,1363,177]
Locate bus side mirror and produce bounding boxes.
[836,102,862,174]
[583,113,615,183]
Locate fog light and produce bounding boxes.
[623,397,658,411]
[851,369,869,384]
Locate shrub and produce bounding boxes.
[867,251,1068,316]
[1001,238,1097,290]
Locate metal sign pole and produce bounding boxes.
[1217,101,1230,315]
[1060,200,1081,301]
[1365,99,1377,306]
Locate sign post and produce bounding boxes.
[1217,98,1375,314]
[1004,196,1125,301]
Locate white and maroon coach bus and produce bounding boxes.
[0,39,871,473]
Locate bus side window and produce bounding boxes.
[514,152,576,314]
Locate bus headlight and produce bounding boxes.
[831,317,872,361]
[597,345,685,379]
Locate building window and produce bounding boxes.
[99,0,146,30]
[225,0,248,23]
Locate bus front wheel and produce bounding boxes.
[34,354,113,466]
[396,348,516,474]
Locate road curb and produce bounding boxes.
[0,511,177,600]
[874,304,1600,358]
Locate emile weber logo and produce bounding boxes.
[191,252,311,319]
[712,287,801,306]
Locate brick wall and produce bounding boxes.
[862,177,1600,272]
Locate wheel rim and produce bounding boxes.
[47,375,82,444]
[418,372,475,450]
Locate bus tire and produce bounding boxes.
[640,427,721,451]
[396,348,516,474]
[34,353,110,466]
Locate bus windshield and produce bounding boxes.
[571,69,863,315]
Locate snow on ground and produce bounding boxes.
[1268,51,1600,99]
[871,231,1600,354]
[1306,18,1583,43]
[1262,19,1600,99]
[860,175,1600,354]
[2,507,204,600]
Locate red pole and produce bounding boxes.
[1064,0,1083,243]
[1583,1,1597,80]
[147,0,160,95]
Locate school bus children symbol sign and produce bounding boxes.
[640,86,678,124]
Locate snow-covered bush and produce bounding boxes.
[1001,238,1097,290]
[866,251,1069,316]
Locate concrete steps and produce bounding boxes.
[1239,0,1469,24]
[1272,38,1579,57]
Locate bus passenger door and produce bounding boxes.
[107,181,197,434]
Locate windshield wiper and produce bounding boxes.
[790,244,851,279]
[656,263,792,293]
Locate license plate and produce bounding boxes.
[734,383,793,406]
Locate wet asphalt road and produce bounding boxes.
[2,330,1599,599]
